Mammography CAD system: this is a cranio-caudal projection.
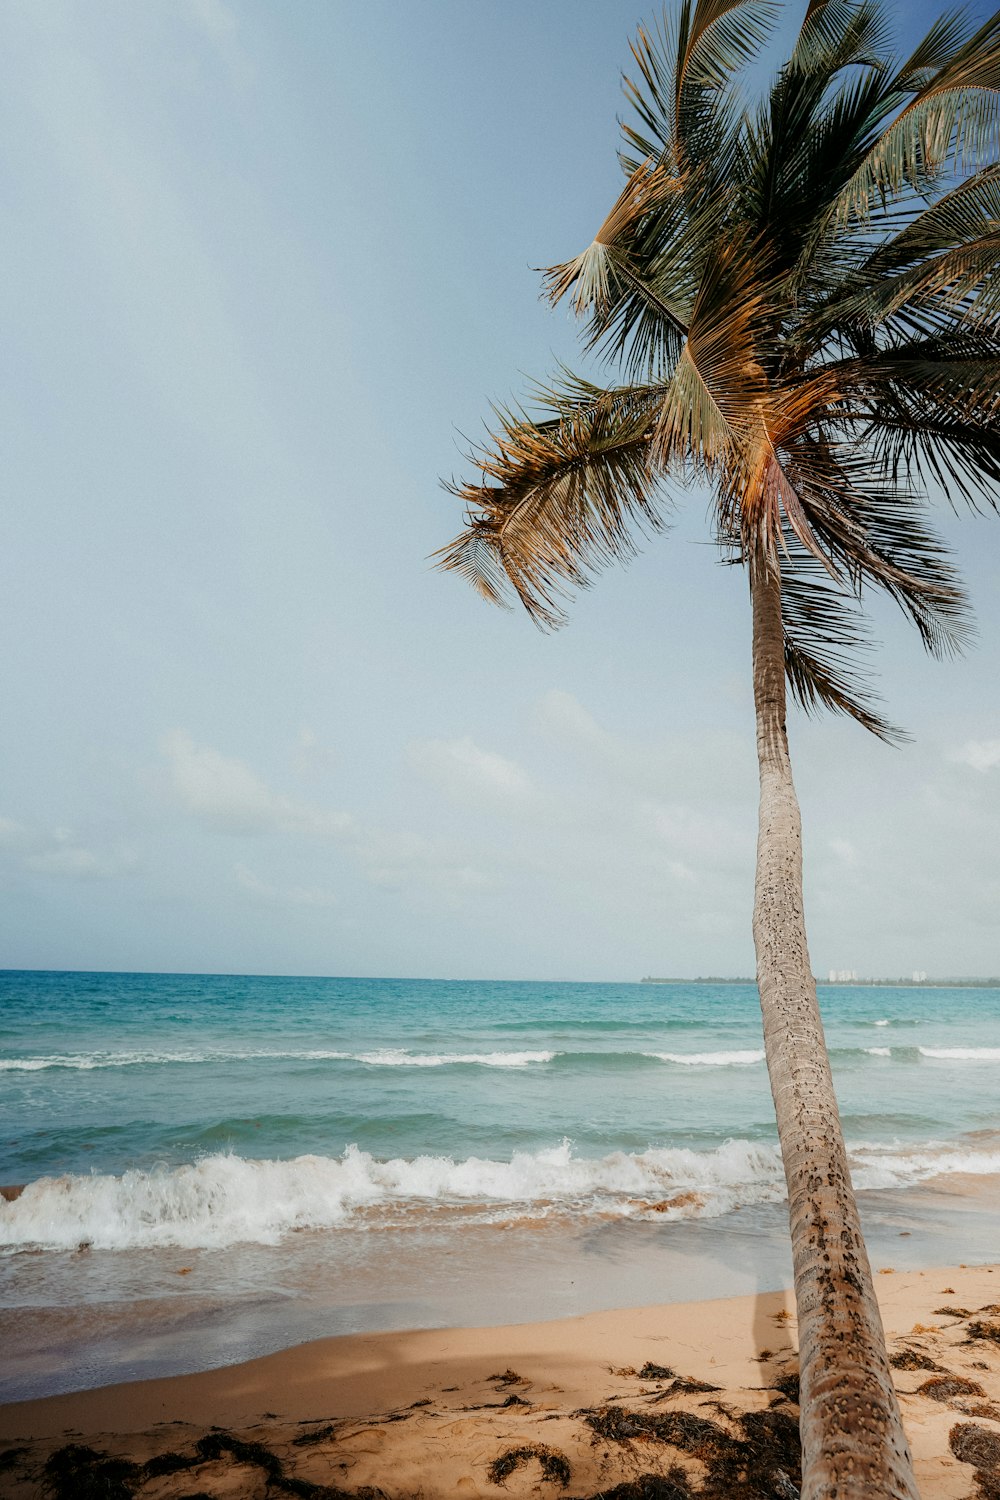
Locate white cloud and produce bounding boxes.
[0,818,134,880]
[183,0,255,87]
[234,863,339,909]
[161,730,353,838]
[409,735,533,803]
[26,846,112,879]
[949,738,1000,773]
[829,837,858,866]
[160,733,494,908]
[292,726,337,781]
[536,688,752,804]
[351,825,493,901]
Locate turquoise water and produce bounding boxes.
[2,971,999,1250]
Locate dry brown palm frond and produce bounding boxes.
[544,159,682,318]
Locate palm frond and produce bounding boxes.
[441,0,998,739]
[543,158,684,321]
[623,0,777,165]
[436,384,668,628]
[837,11,1000,216]
[779,544,902,740]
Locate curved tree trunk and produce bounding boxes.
[750,559,919,1500]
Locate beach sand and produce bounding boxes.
[1,1264,999,1497]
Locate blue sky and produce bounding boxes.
[1,0,998,981]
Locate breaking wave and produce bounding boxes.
[4,1135,999,1252]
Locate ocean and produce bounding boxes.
[2,970,999,1400]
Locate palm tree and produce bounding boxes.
[437,1,1000,1495]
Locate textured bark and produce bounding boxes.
[750,560,919,1500]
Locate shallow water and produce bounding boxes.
[2,971,998,1399]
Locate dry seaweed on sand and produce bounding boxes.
[192,1430,365,1497]
[143,1449,200,1477]
[465,1392,532,1410]
[0,1447,28,1473]
[637,1362,676,1380]
[584,1405,725,1447]
[488,1368,525,1385]
[582,1470,694,1499]
[918,1375,986,1402]
[889,1346,947,1371]
[657,1377,722,1397]
[42,1444,144,1500]
[950,1422,1000,1499]
[934,1306,972,1317]
[968,1320,1000,1344]
[580,1403,801,1499]
[487,1443,571,1486]
[195,1430,285,1481]
[292,1423,338,1446]
[770,1371,800,1404]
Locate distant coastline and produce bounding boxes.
[639,975,1000,988]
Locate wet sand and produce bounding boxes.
[1,1263,998,1497]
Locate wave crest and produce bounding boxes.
[3,1135,998,1252]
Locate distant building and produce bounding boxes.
[912,970,927,983]
[828,968,858,983]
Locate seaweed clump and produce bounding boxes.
[292,1423,338,1447]
[487,1443,571,1486]
[42,1444,143,1500]
[196,1431,285,1482]
[968,1321,1000,1345]
[664,1377,722,1396]
[193,1431,374,1497]
[581,1403,801,1499]
[950,1422,1000,1499]
[918,1375,986,1403]
[770,1371,800,1404]
[638,1362,677,1381]
[582,1471,694,1499]
[143,1450,200,1477]
[584,1406,725,1448]
[889,1347,946,1372]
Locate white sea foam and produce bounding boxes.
[850,1145,1000,1190]
[864,1047,892,1057]
[0,1052,217,1072]
[650,1050,766,1066]
[874,1019,890,1027]
[918,1047,1000,1061]
[0,1048,556,1073]
[352,1049,556,1068]
[0,1140,784,1250]
[3,1133,998,1252]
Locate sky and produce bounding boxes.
[0,0,998,982]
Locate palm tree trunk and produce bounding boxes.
[750,559,919,1500]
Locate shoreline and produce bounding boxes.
[4,1174,1000,1408]
[2,1265,999,1496]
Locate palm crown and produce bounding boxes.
[438,0,1000,739]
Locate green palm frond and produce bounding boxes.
[779,544,901,740]
[623,0,778,166]
[440,0,1000,737]
[837,11,1000,216]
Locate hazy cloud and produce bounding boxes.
[0,817,134,880]
[949,738,1000,772]
[234,863,339,909]
[408,735,533,804]
[161,731,353,838]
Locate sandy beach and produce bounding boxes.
[2,1263,999,1497]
